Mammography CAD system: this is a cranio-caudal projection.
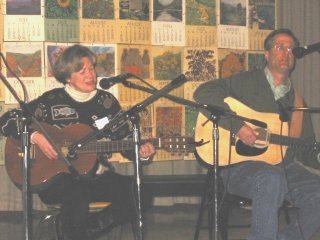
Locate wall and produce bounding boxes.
[278,0,320,141]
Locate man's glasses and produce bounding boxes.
[273,44,294,54]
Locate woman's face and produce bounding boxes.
[68,57,97,93]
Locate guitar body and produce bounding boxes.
[195,97,288,166]
[5,123,97,192]
[5,122,196,192]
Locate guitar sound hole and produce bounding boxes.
[236,141,267,156]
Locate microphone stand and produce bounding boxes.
[123,81,267,128]
[131,113,144,240]
[0,71,33,240]
[68,74,187,240]
[122,80,267,240]
[0,72,81,240]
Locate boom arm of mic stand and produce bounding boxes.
[123,81,267,128]
[0,72,80,177]
[68,74,188,153]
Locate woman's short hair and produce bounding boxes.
[264,28,300,51]
[53,44,96,84]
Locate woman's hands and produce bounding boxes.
[139,142,156,159]
[31,131,58,160]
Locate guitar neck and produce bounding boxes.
[78,139,159,154]
[77,136,194,154]
[270,133,312,149]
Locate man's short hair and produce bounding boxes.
[264,28,300,50]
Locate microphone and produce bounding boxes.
[292,42,320,59]
[99,73,132,89]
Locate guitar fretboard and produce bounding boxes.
[72,137,194,154]
[270,133,316,151]
[79,139,159,153]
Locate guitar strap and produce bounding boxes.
[289,93,304,138]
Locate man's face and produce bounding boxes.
[264,34,296,75]
[69,57,97,93]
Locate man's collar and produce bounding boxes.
[264,67,291,100]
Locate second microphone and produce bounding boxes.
[99,73,133,89]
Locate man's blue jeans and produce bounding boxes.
[220,160,320,240]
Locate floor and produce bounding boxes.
[1,203,320,240]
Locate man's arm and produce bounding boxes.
[193,76,246,136]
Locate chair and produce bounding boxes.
[35,202,119,240]
[194,169,291,240]
[221,193,292,238]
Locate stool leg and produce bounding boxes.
[53,213,62,240]
[131,219,141,240]
[35,213,61,240]
[34,215,46,240]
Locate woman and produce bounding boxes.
[0,44,155,240]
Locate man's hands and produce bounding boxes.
[237,124,257,146]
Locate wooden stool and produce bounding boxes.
[35,202,113,240]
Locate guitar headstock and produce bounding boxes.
[160,136,196,154]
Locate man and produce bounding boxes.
[0,45,155,240]
[194,28,320,239]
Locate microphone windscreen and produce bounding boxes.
[99,78,112,89]
[292,47,305,59]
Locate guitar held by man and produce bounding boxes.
[194,97,320,166]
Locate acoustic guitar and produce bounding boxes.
[195,97,320,166]
[5,123,195,192]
